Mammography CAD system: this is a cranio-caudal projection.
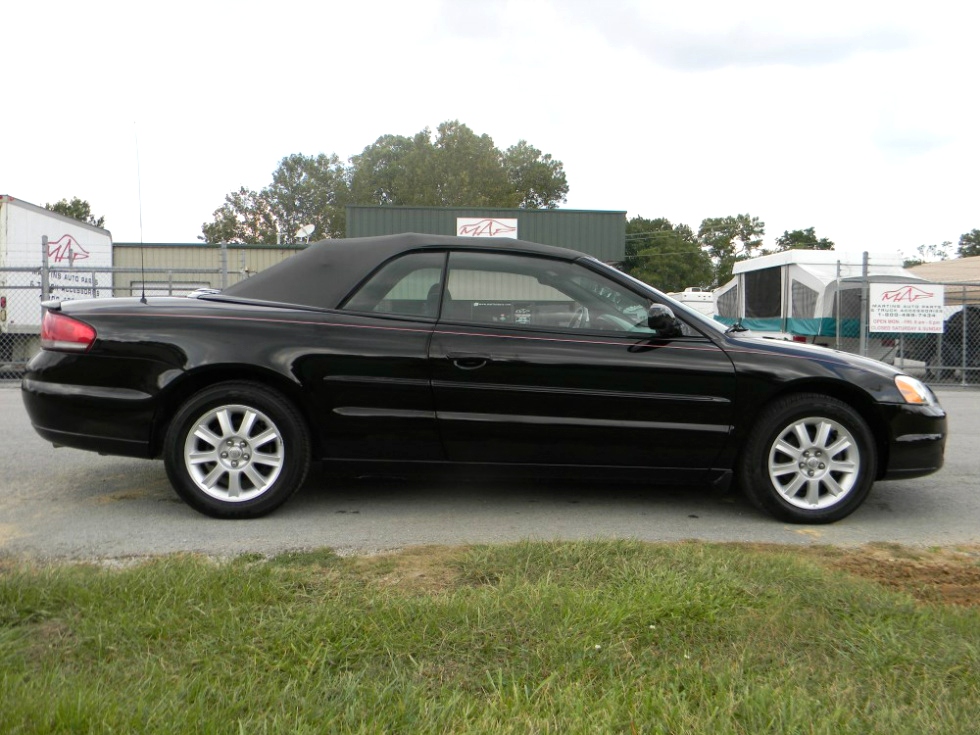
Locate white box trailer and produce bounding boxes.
[0,195,112,361]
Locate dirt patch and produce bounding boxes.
[806,543,980,607]
[352,545,465,594]
[0,523,25,547]
[89,489,154,505]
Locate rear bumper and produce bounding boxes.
[21,377,155,459]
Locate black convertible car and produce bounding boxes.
[21,233,946,522]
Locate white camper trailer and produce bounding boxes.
[713,250,925,359]
[666,287,717,318]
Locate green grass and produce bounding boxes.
[1,541,978,734]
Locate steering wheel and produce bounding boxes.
[568,305,589,328]
[592,313,628,331]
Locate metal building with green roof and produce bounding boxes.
[346,205,626,263]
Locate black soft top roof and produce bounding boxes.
[220,232,586,309]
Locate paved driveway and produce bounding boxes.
[1,385,977,559]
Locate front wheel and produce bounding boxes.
[738,394,877,524]
[163,382,310,518]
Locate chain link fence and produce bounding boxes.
[817,280,980,386]
[0,267,44,370]
[2,246,979,387]
[0,265,231,378]
[1,243,302,380]
[883,282,980,386]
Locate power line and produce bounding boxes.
[629,250,710,259]
[624,230,696,240]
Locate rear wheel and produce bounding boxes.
[738,393,877,523]
[164,382,310,518]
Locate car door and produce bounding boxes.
[300,251,446,462]
[428,251,737,481]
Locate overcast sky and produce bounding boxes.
[3,0,977,261]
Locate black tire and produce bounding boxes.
[737,393,877,524]
[163,381,310,518]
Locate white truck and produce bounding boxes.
[0,195,113,363]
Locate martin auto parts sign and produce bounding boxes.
[869,283,945,333]
[456,218,518,238]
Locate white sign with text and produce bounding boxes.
[456,218,518,238]
[869,283,945,333]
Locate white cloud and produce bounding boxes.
[1,0,977,256]
[562,0,916,71]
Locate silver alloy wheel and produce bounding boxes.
[182,403,285,503]
[767,416,860,510]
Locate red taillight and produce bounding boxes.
[792,335,807,343]
[0,296,6,308]
[41,310,96,352]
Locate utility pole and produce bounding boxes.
[858,251,869,357]
[835,260,842,351]
[41,235,49,303]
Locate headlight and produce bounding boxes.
[895,375,936,405]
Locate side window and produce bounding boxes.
[445,252,673,335]
[342,252,446,318]
[445,258,573,328]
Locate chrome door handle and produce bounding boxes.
[447,353,491,370]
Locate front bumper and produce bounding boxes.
[880,402,947,480]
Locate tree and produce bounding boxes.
[698,214,766,286]
[958,229,980,258]
[427,120,516,207]
[774,227,834,251]
[903,241,953,268]
[502,140,568,209]
[44,197,105,228]
[347,133,425,206]
[201,155,349,244]
[206,121,570,243]
[623,216,713,293]
[349,121,568,209]
[349,125,498,208]
[200,187,279,244]
[266,153,349,240]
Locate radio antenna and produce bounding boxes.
[134,122,147,304]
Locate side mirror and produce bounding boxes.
[647,304,682,336]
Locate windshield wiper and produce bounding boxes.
[725,320,748,334]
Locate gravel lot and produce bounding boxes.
[1,384,977,560]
